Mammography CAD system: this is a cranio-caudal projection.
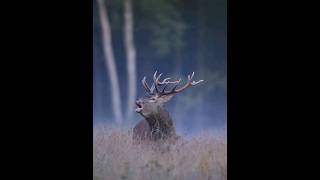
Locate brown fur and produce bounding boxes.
[133,71,203,144]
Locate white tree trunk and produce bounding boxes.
[124,0,137,121]
[97,0,123,125]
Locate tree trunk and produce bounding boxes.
[97,0,123,125]
[124,0,137,121]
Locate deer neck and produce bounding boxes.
[145,106,176,139]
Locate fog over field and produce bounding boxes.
[93,0,227,179]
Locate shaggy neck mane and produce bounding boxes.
[145,106,176,140]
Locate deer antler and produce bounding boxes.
[141,71,203,96]
[160,72,204,95]
[141,76,151,93]
[141,71,161,94]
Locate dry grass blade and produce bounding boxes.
[93,126,227,180]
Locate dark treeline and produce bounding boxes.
[93,0,226,134]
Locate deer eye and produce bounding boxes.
[150,97,156,101]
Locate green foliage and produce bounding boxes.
[108,0,124,30]
[137,0,186,57]
[102,0,187,58]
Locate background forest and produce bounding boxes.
[93,0,227,135]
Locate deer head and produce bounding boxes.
[135,71,204,119]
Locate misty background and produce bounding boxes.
[93,0,227,136]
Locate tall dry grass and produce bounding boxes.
[93,126,227,180]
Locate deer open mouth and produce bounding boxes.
[135,101,143,113]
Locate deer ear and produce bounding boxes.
[159,94,174,103]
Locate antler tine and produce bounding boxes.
[151,70,162,94]
[191,79,204,85]
[149,71,179,94]
[190,72,195,79]
[143,71,202,95]
[174,72,203,93]
[161,84,168,93]
[161,72,204,95]
[142,76,151,93]
[159,77,171,84]
[157,77,182,85]
[155,71,182,85]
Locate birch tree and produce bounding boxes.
[97,0,123,125]
[124,0,137,121]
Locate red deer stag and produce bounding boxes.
[133,71,204,143]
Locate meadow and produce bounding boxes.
[93,125,227,180]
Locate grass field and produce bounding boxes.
[93,126,227,180]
